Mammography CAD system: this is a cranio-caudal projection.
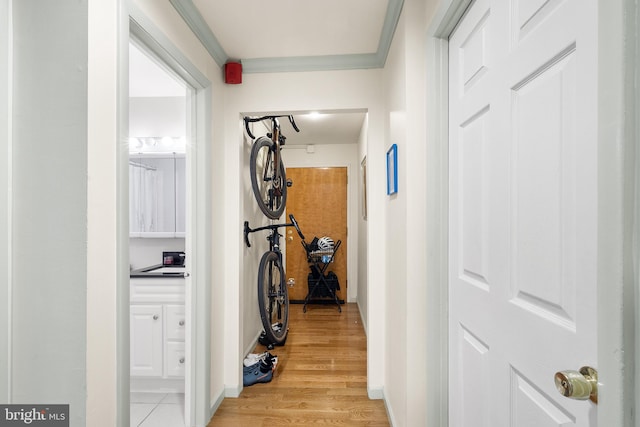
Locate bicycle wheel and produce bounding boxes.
[257,251,289,346]
[250,136,287,219]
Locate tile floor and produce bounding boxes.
[130,392,185,427]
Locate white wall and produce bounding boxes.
[222,69,388,396]
[356,116,369,330]
[239,125,266,369]
[382,12,408,425]
[0,0,10,405]
[380,0,437,425]
[129,238,186,270]
[282,142,360,303]
[87,0,120,423]
[11,2,88,426]
[129,96,186,137]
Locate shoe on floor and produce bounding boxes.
[243,351,268,367]
[243,359,273,386]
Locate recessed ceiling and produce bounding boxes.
[169,0,404,72]
[290,112,366,146]
[245,111,367,146]
[194,0,387,59]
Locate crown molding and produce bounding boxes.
[378,0,404,65]
[242,53,381,73]
[170,0,404,72]
[168,0,227,67]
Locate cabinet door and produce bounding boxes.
[129,155,176,235]
[175,156,186,235]
[130,305,163,377]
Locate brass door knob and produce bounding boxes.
[554,366,598,403]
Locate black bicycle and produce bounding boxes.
[244,115,300,219]
[244,214,306,346]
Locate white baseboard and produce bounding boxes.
[367,387,395,426]
[224,385,241,398]
[208,390,225,420]
[367,386,384,400]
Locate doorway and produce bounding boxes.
[121,13,213,426]
[128,40,190,426]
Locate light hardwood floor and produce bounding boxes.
[207,302,390,426]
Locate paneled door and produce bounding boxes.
[285,167,347,304]
[448,0,597,425]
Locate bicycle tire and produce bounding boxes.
[250,136,287,219]
[257,251,289,346]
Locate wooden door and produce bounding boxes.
[449,0,597,424]
[285,167,347,304]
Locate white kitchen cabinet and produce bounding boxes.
[130,277,185,392]
[129,153,185,238]
[164,304,186,378]
[130,305,163,377]
[174,156,186,234]
[165,341,186,378]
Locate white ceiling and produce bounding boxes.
[193,0,389,60]
[169,0,403,72]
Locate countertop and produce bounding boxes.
[130,264,187,278]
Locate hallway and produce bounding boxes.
[207,303,389,426]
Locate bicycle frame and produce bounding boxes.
[243,214,304,251]
[244,115,299,188]
[244,215,305,346]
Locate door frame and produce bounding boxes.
[117,4,213,426]
[424,0,636,425]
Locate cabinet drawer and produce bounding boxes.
[165,341,186,378]
[130,279,185,304]
[165,305,186,340]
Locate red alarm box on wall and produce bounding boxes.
[224,62,242,84]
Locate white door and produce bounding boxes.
[449,0,597,425]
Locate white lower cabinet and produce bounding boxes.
[164,305,186,377]
[165,341,186,378]
[130,277,185,392]
[130,305,163,377]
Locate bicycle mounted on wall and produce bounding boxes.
[244,115,300,220]
[244,214,306,347]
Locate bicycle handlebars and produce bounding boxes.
[243,115,300,140]
[243,214,305,248]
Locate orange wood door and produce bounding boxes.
[285,167,347,303]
